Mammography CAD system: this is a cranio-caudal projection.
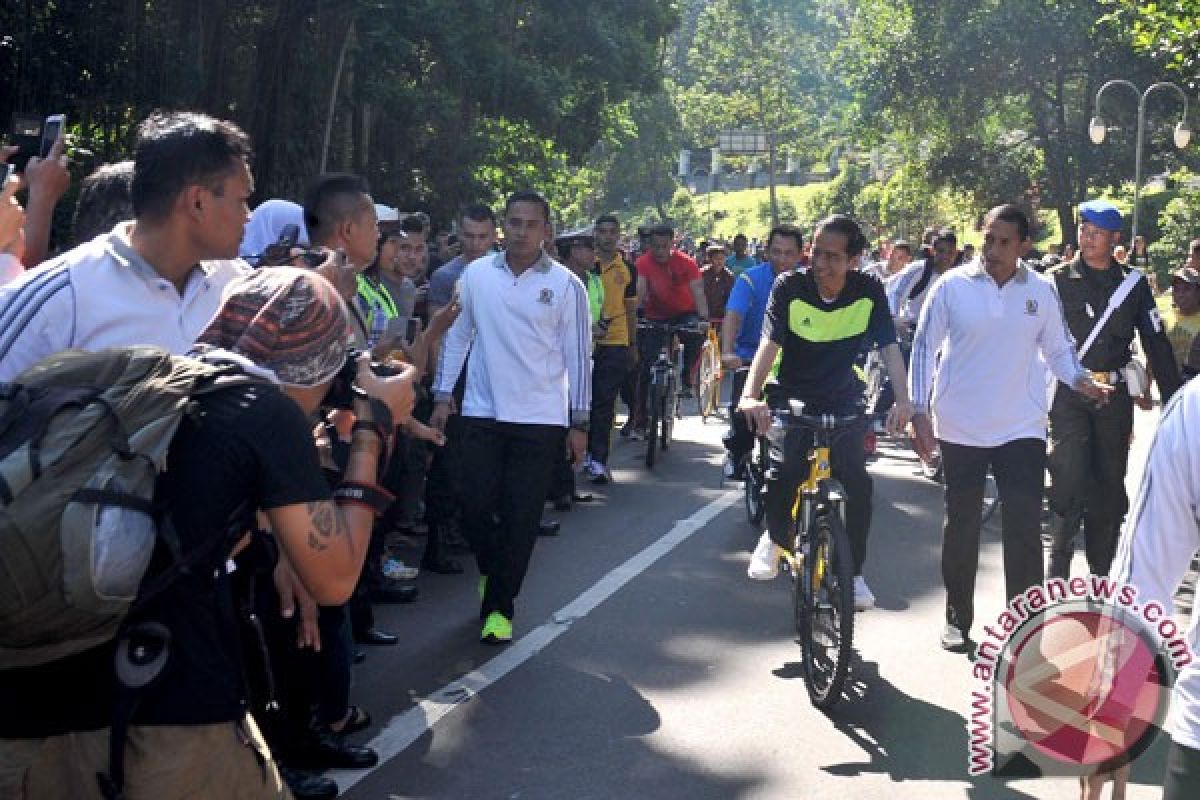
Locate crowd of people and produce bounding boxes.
[1,108,1199,800]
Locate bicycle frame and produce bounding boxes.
[773,414,856,573]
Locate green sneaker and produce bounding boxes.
[480,611,512,644]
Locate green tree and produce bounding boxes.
[674,0,845,222]
[0,1,681,231]
[1108,0,1200,92]
[839,0,1161,243]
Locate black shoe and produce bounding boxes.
[368,581,419,604]
[551,495,572,512]
[538,519,561,536]
[353,649,366,664]
[572,492,594,503]
[336,705,372,736]
[290,731,379,770]
[421,555,464,574]
[355,628,399,646]
[279,767,338,800]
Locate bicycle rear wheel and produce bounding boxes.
[645,385,660,468]
[697,344,720,421]
[795,506,855,710]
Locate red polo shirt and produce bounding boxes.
[637,250,701,320]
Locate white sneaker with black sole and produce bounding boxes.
[853,575,875,611]
[940,623,967,651]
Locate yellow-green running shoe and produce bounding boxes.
[480,611,512,644]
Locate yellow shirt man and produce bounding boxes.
[595,251,637,347]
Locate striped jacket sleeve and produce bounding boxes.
[1109,383,1200,613]
[907,274,948,414]
[561,272,593,423]
[432,267,475,399]
[0,266,75,382]
[1038,279,1088,388]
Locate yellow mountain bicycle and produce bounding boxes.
[749,400,859,710]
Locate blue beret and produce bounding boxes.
[1078,200,1123,232]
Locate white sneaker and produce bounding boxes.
[853,575,876,611]
[747,532,783,580]
[722,453,737,480]
[382,558,419,581]
[940,623,967,651]
[583,455,610,484]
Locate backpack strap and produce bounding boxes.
[98,501,253,800]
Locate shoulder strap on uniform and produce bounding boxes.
[908,260,936,301]
[1076,268,1144,360]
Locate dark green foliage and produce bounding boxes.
[1,1,679,226]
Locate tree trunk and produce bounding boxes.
[768,133,779,226]
[320,17,356,174]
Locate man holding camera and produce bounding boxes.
[1043,200,1181,581]
[431,190,592,644]
[0,268,416,799]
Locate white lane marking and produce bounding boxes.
[327,489,740,793]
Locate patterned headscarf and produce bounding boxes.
[197,267,352,387]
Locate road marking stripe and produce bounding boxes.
[327,489,739,793]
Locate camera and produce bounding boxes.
[323,348,404,410]
[258,225,327,269]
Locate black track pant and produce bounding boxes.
[460,418,563,619]
[940,437,1046,636]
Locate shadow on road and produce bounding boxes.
[346,664,765,799]
[777,657,1045,799]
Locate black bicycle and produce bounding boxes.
[638,321,699,468]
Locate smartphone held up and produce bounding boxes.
[7,113,66,173]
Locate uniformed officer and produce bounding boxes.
[1044,200,1182,580]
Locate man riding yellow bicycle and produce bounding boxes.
[737,214,913,612]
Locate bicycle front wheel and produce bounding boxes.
[660,387,674,451]
[697,344,720,421]
[795,506,855,711]
[645,385,660,468]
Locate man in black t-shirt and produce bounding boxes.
[0,269,416,799]
[737,215,914,611]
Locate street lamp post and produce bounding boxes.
[1088,80,1193,242]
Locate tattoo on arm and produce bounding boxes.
[305,501,347,552]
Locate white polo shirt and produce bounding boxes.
[434,250,591,427]
[908,259,1088,447]
[1109,380,1200,750]
[0,221,249,381]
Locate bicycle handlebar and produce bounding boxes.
[636,320,703,334]
[771,405,864,431]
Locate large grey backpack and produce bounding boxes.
[0,346,254,669]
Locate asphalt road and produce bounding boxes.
[330,403,1171,800]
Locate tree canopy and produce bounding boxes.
[1,0,680,224]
